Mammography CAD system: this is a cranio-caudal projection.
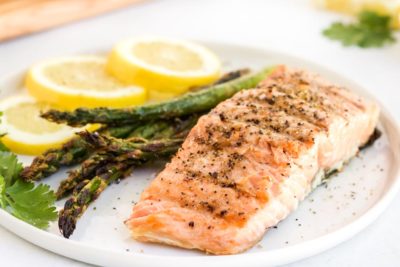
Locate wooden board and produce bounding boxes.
[0,0,145,41]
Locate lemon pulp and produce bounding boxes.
[107,37,222,100]
[43,61,127,92]
[133,42,204,72]
[26,56,147,109]
[0,95,99,155]
[4,102,63,134]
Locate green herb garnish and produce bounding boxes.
[323,11,396,48]
[0,151,57,229]
[0,112,8,152]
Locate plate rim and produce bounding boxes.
[0,41,399,267]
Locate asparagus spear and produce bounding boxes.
[20,136,96,181]
[42,67,274,126]
[79,131,184,154]
[58,138,182,238]
[56,151,114,199]
[20,124,140,181]
[20,113,198,182]
[55,113,199,199]
[55,135,184,199]
[104,124,140,139]
[213,68,250,85]
[190,68,250,91]
[59,162,133,238]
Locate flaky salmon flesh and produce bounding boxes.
[125,66,380,255]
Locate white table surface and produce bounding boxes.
[1,0,399,266]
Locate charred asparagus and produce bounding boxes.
[58,137,183,238]
[56,135,184,199]
[59,162,133,238]
[20,124,140,181]
[20,136,96,181]
[55,114,199,199]
[21,113,199,182]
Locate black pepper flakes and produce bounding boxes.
[219,210,228,217]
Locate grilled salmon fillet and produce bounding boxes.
[125,66,380,254]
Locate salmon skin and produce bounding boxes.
[125,66,380,255]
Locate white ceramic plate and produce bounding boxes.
[0,43,399,267]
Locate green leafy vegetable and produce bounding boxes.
[0,177,6,208]
[0,151,57,229]
[0,141,9,152]
[323,11,396,48]
[5,180,57,228]
[0,152,22,186]
[0,112,9,152]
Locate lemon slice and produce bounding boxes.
[107,37,222,100]
[25,56,147,110]
[314,0,400,28]
[0,95,98,155]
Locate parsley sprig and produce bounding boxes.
[0,149,57,229]
[323,11,396,48]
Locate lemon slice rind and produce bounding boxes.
[114,37,221,77]
[107,37,222,97]
[0,95,98,155]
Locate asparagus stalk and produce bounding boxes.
[20,135,96,181]
[20,124,139,181]
[55,136,183,199]
[56,151,114,199]
[191,68,250,91]
[42,67,274,126]
[58,138,182,238]
[104,124,140,139]
[55,113,199,199]
[59,162,133,238]
[79,131,184,155]
[213,68,250,85]
[20,113,198,182]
